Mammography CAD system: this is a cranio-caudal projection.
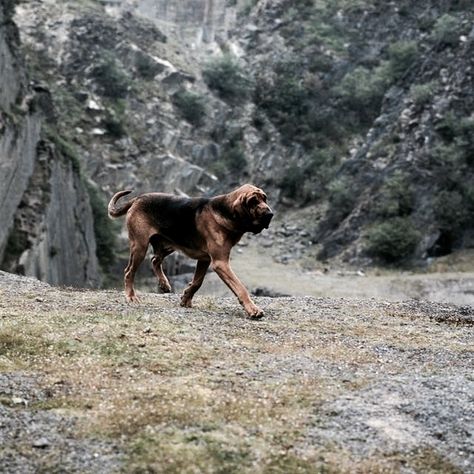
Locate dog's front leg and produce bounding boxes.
[181,259,211,308]
[211,257,264,319]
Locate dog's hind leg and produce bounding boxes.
[180,259,210,308]
[150,235,174,293]
[124,240,148,303]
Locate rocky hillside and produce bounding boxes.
[0,0,100,287]
[234,0,474,265]
[1,0,473,286]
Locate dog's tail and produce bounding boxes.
[108,190,135,218]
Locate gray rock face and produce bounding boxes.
[0,1,42,259]
[16,144,100,287]
[0,0,100,287]
[132,0,236,47]
[0,114,42,258]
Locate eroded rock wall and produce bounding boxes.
[0,0,100,287]
[0,0,41,258]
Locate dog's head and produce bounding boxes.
[231,184,274,234]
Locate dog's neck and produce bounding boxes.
[209,197,250,235]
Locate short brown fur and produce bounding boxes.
[108,184,273,318]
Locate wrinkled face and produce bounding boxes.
[236,185,274,234]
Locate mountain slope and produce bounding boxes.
[2,0,473,285]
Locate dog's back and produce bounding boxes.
[129,193,210,249]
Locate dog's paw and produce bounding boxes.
[248,306,264,319]
[126,294,141,304]
[160,282,172,293]
[180,297,193,308]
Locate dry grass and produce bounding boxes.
[0,278,473,473]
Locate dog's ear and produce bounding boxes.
[246,194,259,208]
[231,193,247,216]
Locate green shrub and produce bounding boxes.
[327,177,356,221]
[366,217,420,262]
[375,171,414,218]
[334,41,417,119]
[238,0,258,16]
[222,144,247,173]
[306,148,339,183]
[434,189,468,231]
[280,165,305,199]
[434,113,474,164]
[456,116,474,164]
[103,112,126,138]
[410,81,437,106]
[254,59,322,147]
[210,142,248,177]
[305,16,346,54]
[279,149,339,202]
[256,75,308,132]
[431,14,461,46]
[172,89,206,126]
[386,40,419,80]
[335,66,386,110]
[435,111,460,142]
[44,127,81,173]
[135,53,161,80]
[203,54,252,101]
[91,53,130,99]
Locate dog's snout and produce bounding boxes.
[262,210,274,228]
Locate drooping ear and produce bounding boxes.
[231,193,246,216]
[246,194,259,208]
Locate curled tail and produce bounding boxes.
[108,190,135,218]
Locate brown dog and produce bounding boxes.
[108,184,273,318]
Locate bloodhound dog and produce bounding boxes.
[108,184,273,318]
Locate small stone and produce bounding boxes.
[11,397,26,405]
[32,438,50,449]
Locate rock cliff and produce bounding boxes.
[0,0,100,286]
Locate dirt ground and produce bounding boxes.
[0,269,473,473]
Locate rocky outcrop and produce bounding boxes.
[132,0,236,47]
[5,140,100,287]
[0,0,100,287]
[0,0,41,258]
